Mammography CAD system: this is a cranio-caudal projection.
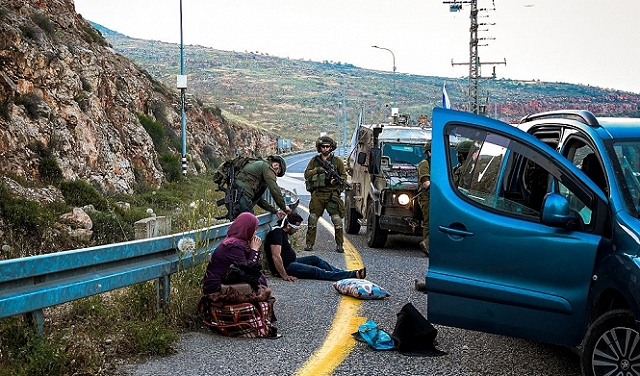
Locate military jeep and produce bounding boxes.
[345,114,432,248]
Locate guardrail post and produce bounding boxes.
[25,309,44,335]
[157,275,170,314]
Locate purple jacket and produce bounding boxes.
[202,239,261,294]
[201,212,265,294]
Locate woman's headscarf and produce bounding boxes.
[221,212,259,247]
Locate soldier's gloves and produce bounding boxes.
[315,167,327,174]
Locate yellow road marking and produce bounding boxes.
[293,204,366,376]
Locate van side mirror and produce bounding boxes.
[540,193,581,230]
[369,148,382,174]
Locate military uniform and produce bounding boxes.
[417,145,431,256]
[233,158,287,218]
[452,139,473,187]
[304,137,347,253]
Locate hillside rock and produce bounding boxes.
[0,0,276,195]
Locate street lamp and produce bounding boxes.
[372,45,396,111]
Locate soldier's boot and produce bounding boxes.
[420,240,430,257]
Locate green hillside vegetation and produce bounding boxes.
[98,23,640,150]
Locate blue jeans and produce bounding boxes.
[285,255,356,281]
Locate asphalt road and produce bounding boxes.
[119,152,582,376]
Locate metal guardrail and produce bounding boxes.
[0,210,281,334]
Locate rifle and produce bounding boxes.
[412,184,430,202]
[315,155,351,190]
[215,163,244,220]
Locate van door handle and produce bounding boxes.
[438,225,474,237]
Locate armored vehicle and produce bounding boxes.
[345,114,432,247]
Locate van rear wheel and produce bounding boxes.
[581,309,640,376]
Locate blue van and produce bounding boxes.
[427,108,640,376]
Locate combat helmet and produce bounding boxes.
[316,136,337,152]
[267,155,286,177]
[455,139,474,161]
[423,141,432,154]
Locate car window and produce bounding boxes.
[613,142,640,217]
[447,124,592,228]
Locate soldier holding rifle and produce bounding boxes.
[304,136,348,253]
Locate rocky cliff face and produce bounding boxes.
[0,0,276,195]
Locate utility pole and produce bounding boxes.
[177,0,188,176]
[342,80,347,158]
[444,0,505,115]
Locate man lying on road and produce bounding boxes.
[264,212,366,281]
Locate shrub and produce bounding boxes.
[159,153,183,182]
[137,113,166,152]
[87,210,133,244]
[39,156,63,185]
[2,197,45,234]
[0,317,69,376]
[31,12,55,36]
[59,179,108,211]
[80,24,108,46]
[121,316,177,357]
[19,24,39,41]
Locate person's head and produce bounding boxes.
[316,136,337,155]
[423,141,432,157]
[227,212,259,241]
[455,139,473,163]
[267,155,286,177]
[281,211,303,234]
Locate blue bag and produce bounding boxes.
[352,319,395,350]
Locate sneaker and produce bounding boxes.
[420,241,430,257]
[335,245,344,253]
[304,245,314,252]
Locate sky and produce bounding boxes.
[73,0,640,94]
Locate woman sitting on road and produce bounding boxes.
[202,212,267,294]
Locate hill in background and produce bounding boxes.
[95,23,640,150]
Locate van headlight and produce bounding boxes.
[397,193,411,205]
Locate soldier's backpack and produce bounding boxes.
[212,156,257,191]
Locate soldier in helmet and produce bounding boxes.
[417,141,432,256]
[304,136,348,253]
[453,139,473,187]
[233,155,291,219]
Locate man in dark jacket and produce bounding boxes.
[265,212,366,281]
[233,155,291,219]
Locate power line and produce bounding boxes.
[444,0,506,115]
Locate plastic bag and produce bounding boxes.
[352,319,395,350]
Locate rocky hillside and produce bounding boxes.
[0,0,276,195]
